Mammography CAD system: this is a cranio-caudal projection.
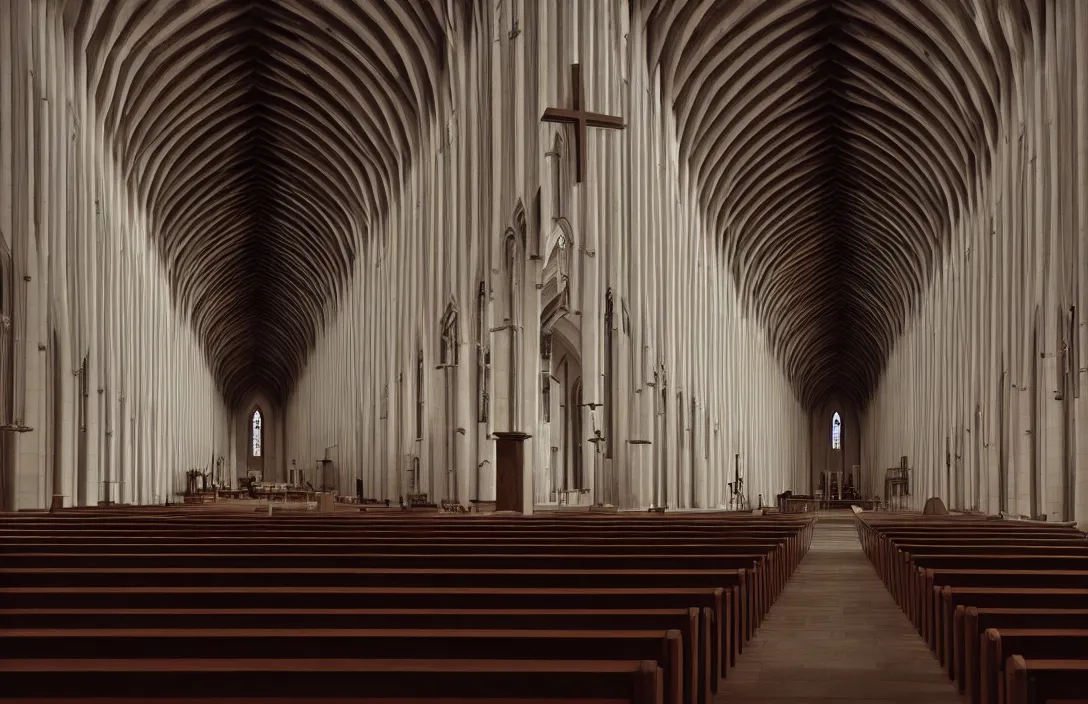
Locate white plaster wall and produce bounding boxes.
[862,1,1088,527]
[282,1,810,510]
[0,1,230,509]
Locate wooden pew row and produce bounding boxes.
[0,518,815,658]
[1,629,688,704]
[0,520,813,570]
[1004,656,1088,704]
[0,566,744,674]
[957,607,1088,703]
[0,586,726,674]
[854,514,1088,704]
[977,629,1088,704]
[0,524,813,592]
[889,543,1088,615]
[0,510,813,702]
[0,548,772,641]
[853,515,1087,647]
[0,658,664,703]
[0,605,710,703]
[855,517,1080,565]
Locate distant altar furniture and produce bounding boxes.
[822,470,844,503]
[781,494,818,513]
[883,456,912,511]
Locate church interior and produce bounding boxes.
[1,0,1087,702]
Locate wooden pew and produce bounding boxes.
[2,628,686,704]
[0,658,664,703]
[925,571,1088,661]
[890,546,1088,612]
[0,584,729,681]
[977,629,1088,704]
[0,565,747,655]
[911,558,1088,639]
[1004,656,1088,704]
[0,508,813,702]
[0,608,709,704]
[958,607,1088,703]
[0,550,770,641]
[854,513,1088,704]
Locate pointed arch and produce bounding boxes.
[251,409,263,458]
[831,412,842,451]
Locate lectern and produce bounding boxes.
[494,432,532,512]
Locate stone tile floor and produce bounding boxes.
[715,515,962,703]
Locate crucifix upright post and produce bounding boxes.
[541,64,626,183]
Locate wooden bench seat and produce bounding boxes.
[1,700,638,704]
[939,589,1088,680]
[957,608,1088,702]
[883,546,1088,604]
[0,566,748,646]
[1004,656,1088,704]
[977,629,1088,704]
[3,550,774,630]
[0,608,709,704]
[0,657,663,703]
[0,508,814,703]
[908,557,1088,629]
[920,570,1088,651]
[2,628,687,704]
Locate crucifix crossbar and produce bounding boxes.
[541,63,625,183]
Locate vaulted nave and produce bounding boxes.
[0,0,1086,525]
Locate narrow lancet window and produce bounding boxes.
[831,412,841,450]
[252,410,263,457]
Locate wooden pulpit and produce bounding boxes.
[494,432,532,513]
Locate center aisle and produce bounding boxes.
[716,514,962,703]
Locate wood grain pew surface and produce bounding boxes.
[1,627,686,704]
[1004,656,1088,704]
[0,510,813,703]
[939,589,1088,687]
[957,607,1088,703]
[0,584,733,672]
[908,556,1088,634]
[977,629,1088,704]
[854,514,1088,704]
[924,570,1088,660]
[0,657,664,703]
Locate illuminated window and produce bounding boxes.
[251,410,263,457]
[831,412,841,450]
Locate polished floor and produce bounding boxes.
[716,515,962,703]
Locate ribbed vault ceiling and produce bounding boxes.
[649,0,1003,410]
[72,0,1007,413]
[68,0,443,407]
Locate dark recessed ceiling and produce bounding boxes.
[72,0,444,407]
[648,0,1002,410]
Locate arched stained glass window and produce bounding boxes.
[252,410,263,457]
[831,412,842,450]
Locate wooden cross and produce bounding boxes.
[541,64,625,183]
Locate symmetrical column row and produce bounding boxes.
[863,0,1088,525]
[283,0,809,511]
[0,0,229,510]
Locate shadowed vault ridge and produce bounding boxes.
[68,0,444,407]
[649,0,1003,410]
